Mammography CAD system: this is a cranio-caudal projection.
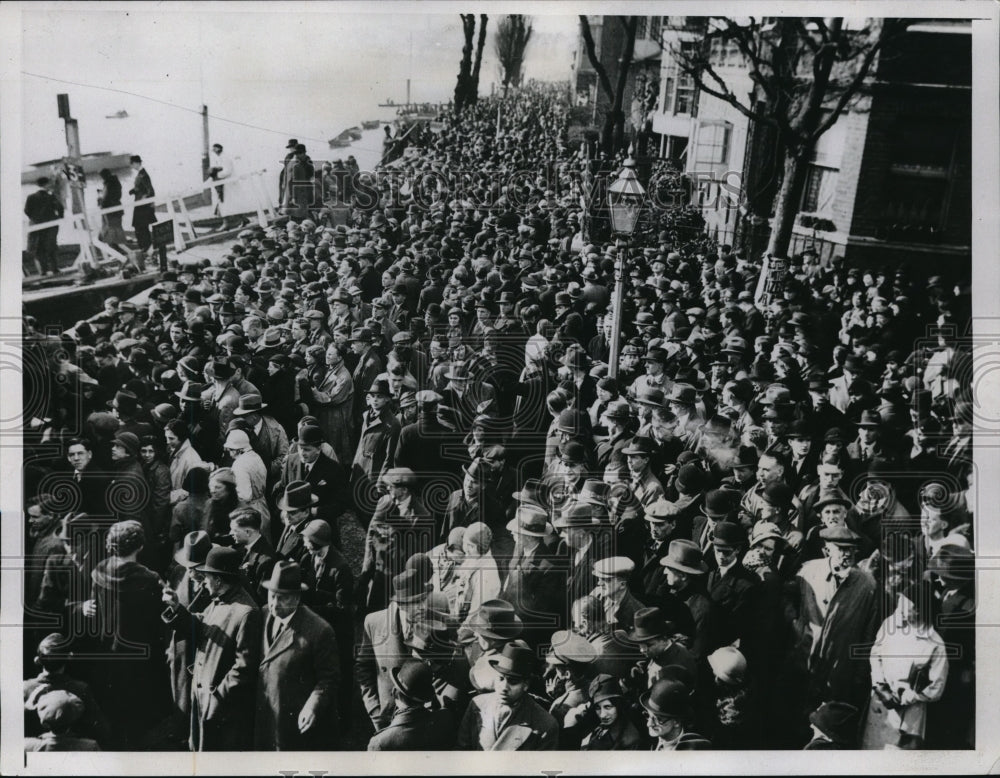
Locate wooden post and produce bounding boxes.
[201,105,211,182]
[61,104,97,271]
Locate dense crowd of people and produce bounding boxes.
[21,85,975,753]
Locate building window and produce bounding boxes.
[662,76,674,113]
[662,41,697,116]
[801,164,839,214]
[649,16,661,42]
[881,117,958,230]
[709,36,744,67]
[636,16,648,39]
[695,121,732,165]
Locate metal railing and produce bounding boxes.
[22,169,279,278]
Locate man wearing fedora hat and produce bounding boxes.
[705,521,759,647]
[162,546,261,750]
[618,436,665,521]
[351,377,401,529]
[499,505,563,649]
[161,531,213,740]
[230,393,289,486]
[554,502,612,611]
[255,560,341,750]
[201,357,242,447]
[358,569,432,731]
[457,640,559,750]
[349,326,385,421]
[595,401,634,472]
[463,598,526,693]
[367,659,457,750]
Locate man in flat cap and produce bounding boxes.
[795,524,878,711]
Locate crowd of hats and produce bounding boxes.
[20,82,977,753]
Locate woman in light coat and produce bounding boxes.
[224,429,271,539]
[862,582,948,749]
[450,522,501,626]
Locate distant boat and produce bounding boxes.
[361,119,381,130]
[328,136,352,149]
[105,110,129,119]
[344,126,363,141]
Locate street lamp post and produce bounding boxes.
[606,157,645,380]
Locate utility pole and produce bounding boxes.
[201,105,211,181]
[57,93,97,271]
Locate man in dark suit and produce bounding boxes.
[395,390,461,480]
[301,519,355,728]
[255,561,340,751]
[457,642,559,750]
[230,508,277,606]
[161,546,261,751]
[705,521,759,647]
[272,482,313,565]
[440,361,495,435]
[349,327,385,422]
[554,503,611,610]
[367,660,457,750]
[351,380,400,527]
[128,155,156,255]
[593,557,646,633]
[358,569,432,731]
[65,438,110,523]
[499,506,564,648]
[275,425,349,547]
[24,176,64,276]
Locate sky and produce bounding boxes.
[21,6,579,194]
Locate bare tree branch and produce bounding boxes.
[579,16,615,101]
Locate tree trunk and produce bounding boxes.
[469,15,488,106]
[454,14,475,113]
[766,150,809,259]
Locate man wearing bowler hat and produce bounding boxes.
[255,560,340,750]
[457,641,559,750]
[274,481,315,565]
[367,659,457,750]
[617,607,698,690]
[706,521,759,646]
[803,700,859,749]
[640,678,711,750]
[358,569,432,731]
[274,424,348,547]
[161,546,261,750]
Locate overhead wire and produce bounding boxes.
[20,70,389,154]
